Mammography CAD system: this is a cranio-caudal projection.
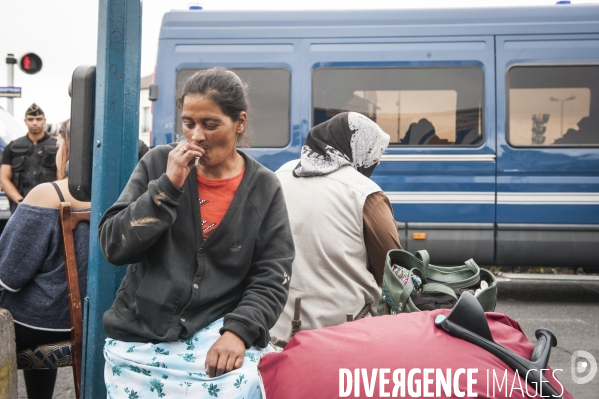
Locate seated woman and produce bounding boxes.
[270,112,401,341]
[99,67,294,399]
[0,120,90,399]
[400,118,450,145]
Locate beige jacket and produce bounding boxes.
[270,160,382,341]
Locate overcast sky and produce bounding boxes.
[1,0,598,128]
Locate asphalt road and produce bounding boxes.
[17,277,599,398]
[494,277,599,398]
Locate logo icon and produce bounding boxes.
[571,350,597,385]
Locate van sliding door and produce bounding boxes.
[307,37,496,265]
[496,35,599,267]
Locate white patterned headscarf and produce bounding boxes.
[293,112,390,178]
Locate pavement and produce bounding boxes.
[17,276,599,398]
[17,367,75,398]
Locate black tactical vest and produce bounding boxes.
[9,134,58,199]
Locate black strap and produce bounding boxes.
[50,182,65,202]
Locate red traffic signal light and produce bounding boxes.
[19,53,42,75]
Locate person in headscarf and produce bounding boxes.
[270,112,402,341]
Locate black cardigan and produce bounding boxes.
[99,144,294,348]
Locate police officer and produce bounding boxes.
[0,104,57,213]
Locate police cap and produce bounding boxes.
[25,103,44,117]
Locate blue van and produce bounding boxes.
[150,5,599,267]
[0,106,25,221]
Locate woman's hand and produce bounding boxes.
[205,331,246,378]
[165,140,205,189]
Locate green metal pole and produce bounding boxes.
[81,1,141,397]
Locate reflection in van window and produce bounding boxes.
[176,69,291,147]
[312,67,484,146]
[507,66,599,147]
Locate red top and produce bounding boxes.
[196,168,245,238]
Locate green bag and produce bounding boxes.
[378,249,497,315]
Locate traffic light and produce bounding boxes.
[19,53,42,74]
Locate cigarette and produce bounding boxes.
[194,157,200,167]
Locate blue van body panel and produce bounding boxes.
[389,204,496,224]
[159,7,599,38]
[498,205,599,225]
[374,159,496,223]
[153,5,599,266]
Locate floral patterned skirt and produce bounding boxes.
[104,318,273,399]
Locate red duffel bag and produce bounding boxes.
[259,307,571,399]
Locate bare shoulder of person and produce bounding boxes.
[22,182,61,208]
[55,179,91,210]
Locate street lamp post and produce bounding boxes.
[550,95,576,136]
[5,54,17,115]
[396,94,401,140]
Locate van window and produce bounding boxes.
[507,65,599,147]
[176,69,291,147]
[312,67,484,146]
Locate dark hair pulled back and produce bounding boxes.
[177,68,250,144]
